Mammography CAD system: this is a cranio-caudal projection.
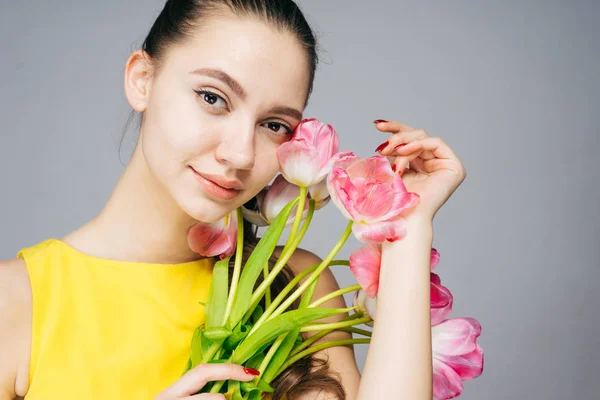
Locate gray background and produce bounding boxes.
[1,1,599,399]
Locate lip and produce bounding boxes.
[190,167,243,200]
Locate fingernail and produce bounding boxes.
[394,143,407,150]
[398,167,405,176]
[373,119,388,124]
[391,164,397,172]
[244,367,261,376]
[375,141,389,152]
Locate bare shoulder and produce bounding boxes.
[0,258,32,399]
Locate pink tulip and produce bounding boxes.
[432,318,484,399]
[431,272,454,325]
[307,179,331,210]
[352,289,375,327]
[353,282,483,400]
[241,175,309,227]
[349,243,381,298]
[276,118,340,187]
[327,153,420,243]
[187,211,238,259]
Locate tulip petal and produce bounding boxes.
[433,358,464,400]
[187,212,238,258]
[349,243,382,298]
[436,343,484,381]
[431,248,441,271]
[352,218,407,243]
[327,167,358,220]
[240,207,269,227]
[277,119,340,186]
[277,138,321,186]
[352,290,376,327]
[431,272,453,325]
[263,175,309,225]
[432,317,482,357]
[346,155,394,185]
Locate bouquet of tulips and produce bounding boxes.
[185,119,484,400]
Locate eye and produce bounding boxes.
[262,121,293,136]
[194,89,228,109]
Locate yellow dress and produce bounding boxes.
[16,238,214,399]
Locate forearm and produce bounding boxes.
[357,216,434,400]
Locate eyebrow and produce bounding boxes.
[190,67,303,122]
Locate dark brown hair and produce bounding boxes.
[127,1,345,398]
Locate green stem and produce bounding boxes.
[340,326,372,337]
[241,200,316,327]
[258,332,288,374]
[308,284,362,308]
[267,221,354,322]
[222,208,245,324]
[243,259,349,330]
[300,316,372,333]
[287,186,307,244]
[276,339,371,377]
[200,342,222,364]
[290,313,363,357]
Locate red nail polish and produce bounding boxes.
[391,164,397,172]
[398,168,405,175]
[375,141,389,152]
[373,119,389,124]
[244,367,261,376]
[394,143,407,150]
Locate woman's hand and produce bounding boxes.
[154,363,260,399]
[373,120,467,220]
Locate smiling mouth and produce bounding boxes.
[190,167,242,200]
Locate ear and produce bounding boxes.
[124,49,154,112]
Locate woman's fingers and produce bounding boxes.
[156,363,258,399]
[373,119,415,133]
[395,137,458,161]
[375,129,428,154]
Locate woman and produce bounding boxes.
[0,1,466,399]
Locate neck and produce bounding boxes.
[65,142,210,264]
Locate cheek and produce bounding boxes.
[142,99,214,179]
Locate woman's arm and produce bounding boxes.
[283,216,433,400]
[357,216,433,399]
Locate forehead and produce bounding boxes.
[162,13,311,108]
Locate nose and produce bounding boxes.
[214,122,256,170]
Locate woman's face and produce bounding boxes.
[130,14,310,223]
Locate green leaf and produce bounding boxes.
[223,322,251,350]
[300,276,320,308]
[190,326,204,367]
[226,198,299,329]
[198,301,206,307]
[241,379,275,393]
[205,257,230,328]
[181,356,192,376]
[207,358,229,364]
[251,305,264,324]
[204,326,233,341]
[245,351,266,370]
[200,330,212,358]
[247,389,262,400]
[261,328,300,383]
[226,380,244,400]
[231,307,348,364]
